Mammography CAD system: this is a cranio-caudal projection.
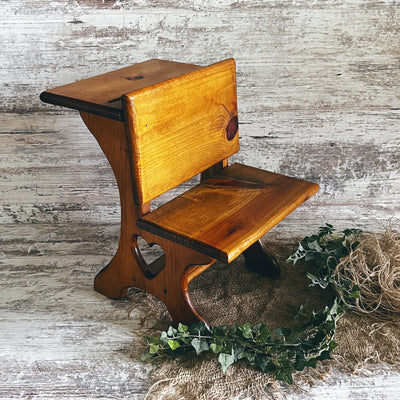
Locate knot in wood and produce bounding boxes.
[226,115,238,141]
[127,75,144,81]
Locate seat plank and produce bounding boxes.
[138,163,319,263]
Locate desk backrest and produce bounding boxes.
[123,58,239,205]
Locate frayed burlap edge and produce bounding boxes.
[143,357,335,400]
[142,312,400,400]
[129,236,400,400]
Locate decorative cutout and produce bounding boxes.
[133,235,166,279]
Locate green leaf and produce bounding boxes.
[191,338,209,355]
[178,323,188,333]
[212,325,228,337]
[254,356,270,372]
[142,223,363,384]
[275,366,294,384]
[240,350,256,362]
[294,354,308,371]
[239,323,253,339]
[167,340,180,350]
[218,351,235,373]
[274,326,291,338]
[167,326,177,337]
[255,323,273,343]
[329,340,339,351]
[149,343,160,354]
[210,343,223,354]
[308,240,322,252]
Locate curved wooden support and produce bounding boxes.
[139,232,215,326]
[243,240,281,280]
[80,111,215,325]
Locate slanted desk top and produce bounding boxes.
[40,59,203,121]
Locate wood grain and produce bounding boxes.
[124,58,239,204]
[139,163,319,262]
[40,56,317,321]
[78,111,217,327]
[40,59,203,121]
[0,112,398,235]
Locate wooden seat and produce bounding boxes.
[139,163,318,263]
[40,58,319,327]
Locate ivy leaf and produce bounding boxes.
[168,340,180,350]
[149,343,160,354]
[308,240,322,252]
[294,353,308,371]
[254,355,269,372]
[239,323,253,339]
[191,338,209,355]
[212,325,228,337]
[275,361,294,384]
[142,224,363,384]
[255,323,273,343]
[274,326,291,338]
[240,350,256,362]
[218,351,235,373]
[159,331,170,344]
[178,323,188,333]
[232,345,245,360]
[210,343,223,354]
[167,326,177,337]
[275,368,294,384]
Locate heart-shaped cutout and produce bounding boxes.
[133,235,166,279]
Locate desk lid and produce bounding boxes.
[40,59,203,121]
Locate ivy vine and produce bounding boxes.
[143,224,363,384]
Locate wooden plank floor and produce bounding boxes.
[2,225,400,399]
[1,0,400,397]
[0,248,151,399]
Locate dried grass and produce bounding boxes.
[334,221,400,321]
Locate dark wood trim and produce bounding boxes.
[40,91,124,121]
[137,218,229,263]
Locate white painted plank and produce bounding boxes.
[1,113,398,233]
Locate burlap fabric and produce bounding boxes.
[135,241,400,400]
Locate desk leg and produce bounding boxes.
[79,112,215,326]
[80,112,141,298]
[243,240,281,279]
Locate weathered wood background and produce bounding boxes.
[1,0,399,398]
[2,0,400,233]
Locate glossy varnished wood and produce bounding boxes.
[40,59,203,121]
[138,163,319,263]
[80,111,215,326]
[40,57,318,325]
[123,58,239,204]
